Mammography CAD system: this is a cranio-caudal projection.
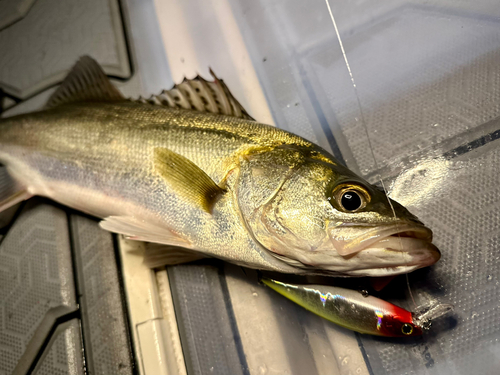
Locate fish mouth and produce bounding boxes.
[257,220,440,277]
[328,223,434,256]
[321,223,441,277]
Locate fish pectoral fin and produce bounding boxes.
[45,56,125,108]
[143,243,207,268]
[137,69,254,121]
[154,147,225,213]
[99,216,191,248]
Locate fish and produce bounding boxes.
[262,278,423,337]
[0,56,440,277]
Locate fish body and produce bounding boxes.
[0,101,315,273]
[0,57,440,276]
[262,278,422,337]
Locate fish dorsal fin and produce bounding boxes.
[154,147,225,213]
[136,69,255,121]
[45,56,124,108]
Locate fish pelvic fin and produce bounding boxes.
[153,147,225,213]
[45,56,125,108]
[99,216,192,247]
[135,69,255,121]
[143,243,207,268]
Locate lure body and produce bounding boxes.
[262,278,422,337]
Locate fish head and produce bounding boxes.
[237,147,440,277]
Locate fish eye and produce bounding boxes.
[401,323,414,335]
[341,191,363,212]
[332,184,369,213]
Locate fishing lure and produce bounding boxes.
[262,278,452,337]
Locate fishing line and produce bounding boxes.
[324,0,417,308]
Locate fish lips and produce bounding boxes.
[327,223,441,274]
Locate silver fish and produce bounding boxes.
[0,56,440,276]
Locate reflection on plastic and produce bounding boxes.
[389,158,450,207]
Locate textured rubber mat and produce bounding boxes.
[168,263,247,375]
[0,202,77,375]
[70,215,133,375]
[31,320,83,375]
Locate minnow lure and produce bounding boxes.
[262,278,452,337]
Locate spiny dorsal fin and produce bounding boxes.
[153,147,225,213]
[45,56,124,108]
[136,70,255,121]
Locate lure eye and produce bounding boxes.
[331,184,369,213]
[401,323,414,335]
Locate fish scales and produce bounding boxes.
[0,56,440,276]
[0,101,316,272]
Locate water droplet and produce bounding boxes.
[341,356,350,366]
[252,292,258,297]
[258,365,268,374]
[487,275,493,281]
[471,311,479,319]
[210,367,214,372]
[356,368,362,374]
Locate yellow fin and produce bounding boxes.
[45,56,124,108]
[154,148,225,213]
